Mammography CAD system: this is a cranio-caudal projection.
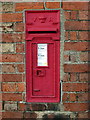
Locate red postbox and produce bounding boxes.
[26,10,60,102]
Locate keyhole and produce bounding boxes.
[37,70,41,76]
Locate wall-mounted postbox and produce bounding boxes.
[26,10,60,102]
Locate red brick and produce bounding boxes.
[17,64,24,72]
[71,11,77,19]
[2,83,25,92]
[70,73,77,82]
[70,31,77,40]
[62,2,89,10]
[79,73,88,82]
[2,83,16,92]
[64,11,70,20]
[0,93,2,101]
[69,93,76,102]
[65,21,89,30]
[63,83,88,92]
[0,83,2,91]
[64,42,89,51]
[79,11,89,20]
[46,2,60,9]
[65,31,69,40]
[2,33,14,42]
[18,103,26,111]
[78,32,89,40]
[64,64,89,72]
[2,93,22,101]
[1,13,23,22]
[78,112,89,118]
[0,64,1,73]
[2,64,16,73]
[17,83,25,92]
[62,93,69,101]
[0,112,1,119]
[1,54,24,62]
[64,55,69,62]
[0,13,1,22]
[15,2,44,11]
[2,33,25,43]
[77,93,89,101]
[14,22,24,32]
[2,74,24,82]
[63,73,69,82]
[0,54,2,62]
[2,112,23,118]
[0,102,2,111]
[24,112,37,119]
[16,44,24,53]
[0,64,2,73]
[64,103,89,111]
[79,52,89,62]
[0,74,2,82]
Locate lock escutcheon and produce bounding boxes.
[34,69,45,77]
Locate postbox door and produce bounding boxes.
[32,42,55,97]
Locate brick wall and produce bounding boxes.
[0,1,90,119]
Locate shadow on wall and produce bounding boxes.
[42,114,70,120]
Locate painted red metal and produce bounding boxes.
[26,10,60,102]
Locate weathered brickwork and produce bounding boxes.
[0,1,90,119]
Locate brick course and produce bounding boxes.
[2,54,24,62]
[2,64,16,73]
[1,33,25,43]
[65,21,89,30]
[62,2,89,10]
[64,103,89,112]
[63,83,89,92]
[1,13,23,22]
[15,2,44,11]
[64,42,89,51]
[2,74,24,82]
[2,93,22,101]
[64,64,89,72]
